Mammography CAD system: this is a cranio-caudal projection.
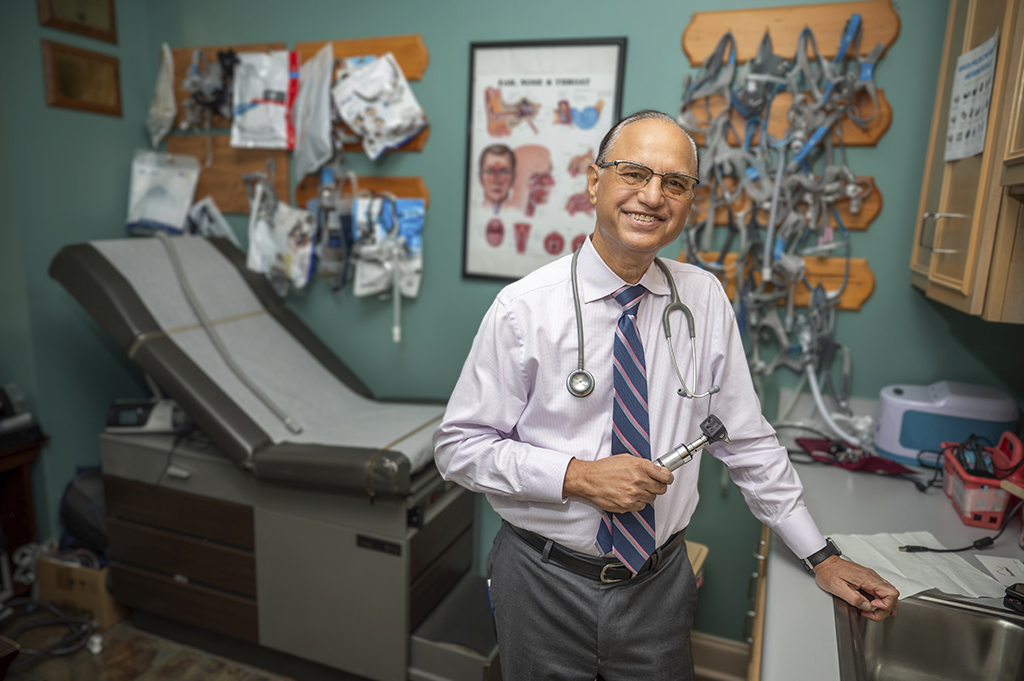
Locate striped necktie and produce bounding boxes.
[596,283,655,575]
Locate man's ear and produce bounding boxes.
[587,164,600,206]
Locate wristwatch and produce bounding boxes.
[802,537,841,573]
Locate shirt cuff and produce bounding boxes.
[771,507,827,559]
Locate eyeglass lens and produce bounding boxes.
[613,162,696,197]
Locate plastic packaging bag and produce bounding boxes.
[331,53,427,161]
[146,43,177,148]
[293,43,334,179]
[246,181,317,291]
[353,195,425,342]
[126,150,201,235]
[186,196,240,247]
[231,50,299,149]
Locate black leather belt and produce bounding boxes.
[507,522,686,583]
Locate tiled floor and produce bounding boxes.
[2,615,292,681]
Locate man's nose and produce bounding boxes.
[636,175,666,206]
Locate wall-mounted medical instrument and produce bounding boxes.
[566,247,721,400]
[655,414,730,471]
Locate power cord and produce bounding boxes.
[0,597,97,673]
[898,499,1024,553]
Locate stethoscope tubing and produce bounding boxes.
[567,246,718,400]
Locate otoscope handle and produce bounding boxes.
[654,415,730,472]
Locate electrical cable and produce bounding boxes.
[1,597,96,673]
[898,499,1024,553]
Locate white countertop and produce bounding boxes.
[760,462,1023,681]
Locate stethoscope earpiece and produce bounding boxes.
[566,248,719,401]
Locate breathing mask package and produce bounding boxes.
[126,149,201,235]
[146,43,177,148]
[308,167,357,291]
[231,50,299,150]
[293,43,335,179]
[353,195,425,342]
[246,179,317,292]
[331,53,427,160]
[187,196,240,247]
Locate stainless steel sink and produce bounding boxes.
[834,590,1024,681]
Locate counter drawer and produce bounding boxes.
[104,475,254,550]
[107,517,256,598]
[110,561,258,643]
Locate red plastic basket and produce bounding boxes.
[943,431,1024,529]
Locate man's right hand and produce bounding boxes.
[562,454,673,513]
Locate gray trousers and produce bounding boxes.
[487,521,698,681]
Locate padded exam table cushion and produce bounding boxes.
[50,237,442,497]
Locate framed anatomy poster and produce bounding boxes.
[462,38,626,281]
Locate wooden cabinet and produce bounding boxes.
[911,0,1024,322]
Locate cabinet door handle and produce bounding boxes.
[748,571,759,601]
[919,211,970,253]
[743,610,757,643]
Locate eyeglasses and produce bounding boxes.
[597,160,699,198]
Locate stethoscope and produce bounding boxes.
[566,246,721,400]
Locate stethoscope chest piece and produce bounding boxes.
[567,369,595,398]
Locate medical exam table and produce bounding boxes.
[49,236,498,681]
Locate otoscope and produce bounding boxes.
[654,415,730,471]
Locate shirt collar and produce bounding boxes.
[576,236,672,304]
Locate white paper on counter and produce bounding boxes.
[830,531,1005,600]
[976,554,1024,586]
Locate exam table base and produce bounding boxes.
[100,432,497,681]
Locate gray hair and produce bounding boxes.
[595,110,699,174]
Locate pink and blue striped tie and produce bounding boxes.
[596,284,655,575]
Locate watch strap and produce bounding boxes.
[802,537,841,573]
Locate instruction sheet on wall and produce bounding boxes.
[944,30,999,162]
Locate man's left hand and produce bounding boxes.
[813,556,899,621]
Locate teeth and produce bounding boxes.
[627,212,657,223]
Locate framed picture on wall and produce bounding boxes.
[41,40,122,117]
[37,0,117,44]
[463,38,626,281]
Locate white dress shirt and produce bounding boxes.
[434,237,826,559]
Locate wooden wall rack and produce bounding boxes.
[165,135,289,216]
[691,252,875,312]
[294,175,430,209]
[682,0,901,65]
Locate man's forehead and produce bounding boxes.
[483,151,511,164]
[607,119,694,170]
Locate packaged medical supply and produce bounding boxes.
[186,196,240,247]
[126,150,201,235]
[293,43,335,179]
[331,53,427,160]
[231,50,299,150]
[146,43,177,148]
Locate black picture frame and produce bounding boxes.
[463,38,626,281]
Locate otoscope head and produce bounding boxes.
[699,414,730,444]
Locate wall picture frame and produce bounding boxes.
[41,40,122,118]
[37,0,117,44]
[463,38,626,281]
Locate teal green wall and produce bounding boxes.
[3,0,1021,643]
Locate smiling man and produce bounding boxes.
[435,110,898,681]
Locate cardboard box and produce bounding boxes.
[36,556,128,630]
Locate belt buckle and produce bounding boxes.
[600,563,627,583]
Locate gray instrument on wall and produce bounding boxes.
[655,414,730,471]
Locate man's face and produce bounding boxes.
[586,119,696,271]
[480,151,514,205]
